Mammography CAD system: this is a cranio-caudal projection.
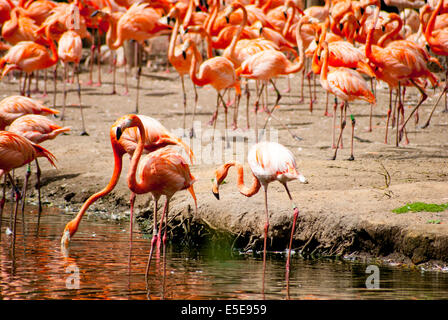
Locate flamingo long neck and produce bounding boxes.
[378,14,403,47]
[44,27,59,67]
[319,44,330,89]
[189,42,208,87]
[127,117,149,195]
[69,141,124,236]
[2,8,19,38]
[261,0,272,14]
[206,0,219,36]
[168,14,180,65]
[106,13,120,50]
[223,161,261,197]
[330,0,351,36]
[284,19,306,74]
[183,0,194,27]
[227,3,247,62]
[425,0,443,44]
[365,6,381,66]
[282,3,296,38]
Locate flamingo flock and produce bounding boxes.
[0,0,447,297]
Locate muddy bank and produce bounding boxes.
[1,59,448,268]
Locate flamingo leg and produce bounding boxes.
[157,198,169,252]
[112,51,117,95]
[53,65,58,109]
[399,79,427,144]
[261,80,282,131]
[283,183,298,281]
[26,72,32,97]
[262,185,269,299]
[332,99,338,148]
[145,196,159,284]
[35,159,42,235]
[76,64,88,136]
[96,29,102,87]
[87,39,95,86]
[232,92,241,130]
[190,83,198,138]
[385,88,393,144]
[20,164,31,235]
[346,103,356,161]
[0,175,7,238]
[218,91,230,147]
[332,102,347,160]
[129,192,136,242]
[421,72,448,129]
[254,82,266,143]
[135,64,142,114]
[61,63,67,121]
[7,173,21,253]
[43,69,48,97]
[245,82,251,129]
[181,75,187,135]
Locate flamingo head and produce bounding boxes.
[61,219,77,248]
[181,39,194,59]
[223,2,239,24]
[166,7,179,25]
[114,115,137,141]
[212,163,232,200]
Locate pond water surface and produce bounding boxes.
[1,205,448,300]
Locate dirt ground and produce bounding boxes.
[1,44,448,269]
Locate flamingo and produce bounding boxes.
[92,2,172,113]
[18,0,58,26]
[0,95,59,130]
[57,30,87,135]
[319,40,376,161]
[421,0,448,128]
[90,8,127,95]
[8,114,70,230]
[183,38,241,144]
[0,37,59,97]
[60,114,193,248]
[365,5,439,146]
[167,7,200,138]
[1,7,39,45]
[0,0,14,25]
[212,141,307,296]
[0,130,56,248]
[303,0,330,22]
[113,114,197,283]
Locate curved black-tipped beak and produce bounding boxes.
[225,16,230,24]
[339,23,344,30]
[91,10,100,18]
[182,50,187,59]
[116,127,123,140]
[283,11,287,19]
[381,25,385,32]
[213,191,219,200]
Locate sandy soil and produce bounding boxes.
[1,45,448,268]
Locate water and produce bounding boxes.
[1,206,448,300]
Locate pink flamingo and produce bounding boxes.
[114,114,197,283]
[212,141,307,297]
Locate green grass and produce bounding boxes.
[392,202,448,214]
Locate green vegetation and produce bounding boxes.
[392,202,448,214]
[427,220,442,224]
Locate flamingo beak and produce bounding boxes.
[182,50,187,59]
[91,10,100,17]
[116,127,123,140]
[61,229,71,248]
[212,178,220,200]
